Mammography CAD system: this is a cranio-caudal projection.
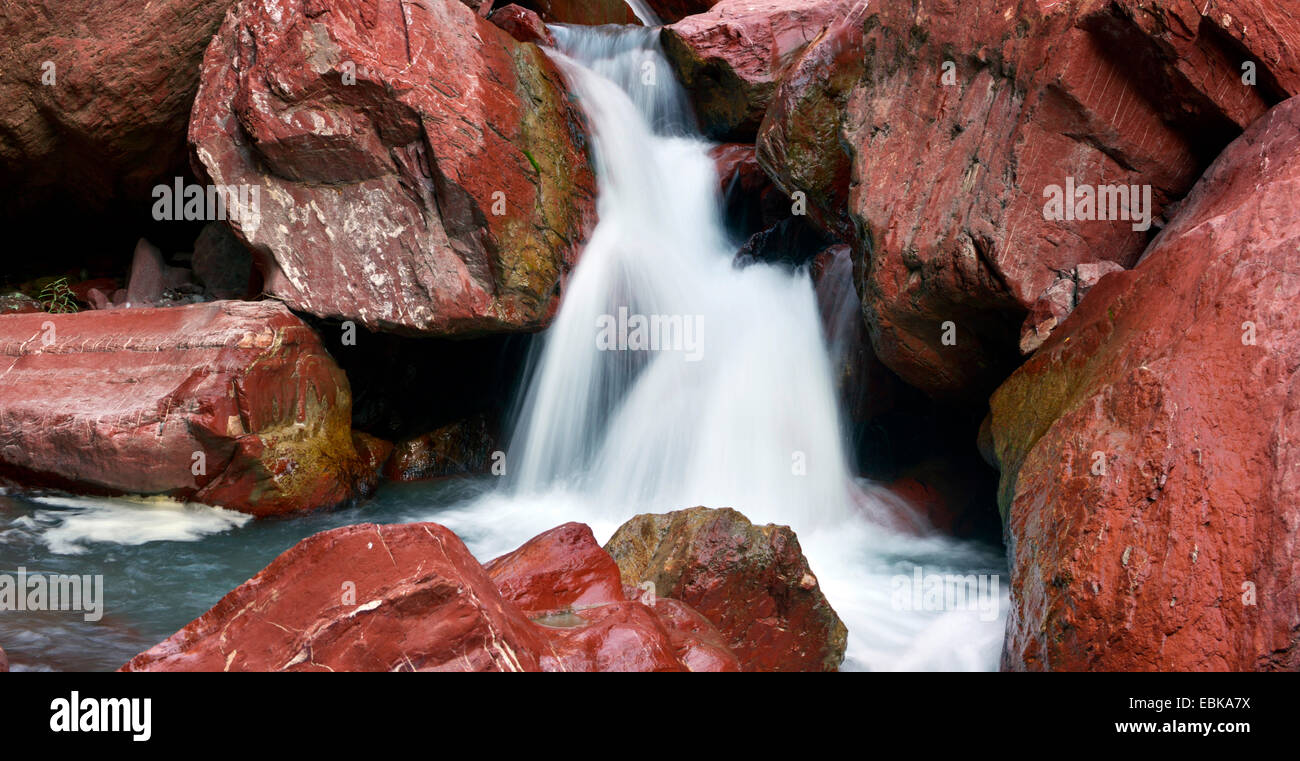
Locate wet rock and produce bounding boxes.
[0,301,370,516]
[758,0,1300,400]
[190,0,597,336]
[662,0,846,140]
[605,506,847,671]
[122,523,552,671]
[124,520,740,672]
[382,414,497,481]
[990,95,1300,671]
[484,523,626,617]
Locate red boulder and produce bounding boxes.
[0,301,371,516]
[990,95,1300,671]
[662,0,848,140]
[190,0,597,337]
[122,523,551,671]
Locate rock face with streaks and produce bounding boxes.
[123,521,741,672]
[662,0,847,140]
[0,0,231,216]
[990,95,1300,671]
[605,507,847,671]
[757,0,1300,399]
[190,0,597,337]
[0,301,371,516]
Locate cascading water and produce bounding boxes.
[427,24,1009,670]
[0,18,1007,672]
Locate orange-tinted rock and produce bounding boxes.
[605,507,847,671]
[990,95,1300,671]
[662,0,847,140]
[122,523,551,671]
[484,522,625,617]
[382,415,496,481]
[0,301,369,516]
[759,0,1300,399]
[0,644,7,672]
[190,0,596,337]
[0,0,230,216]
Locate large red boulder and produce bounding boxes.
[604,507,847,671]
[662,0,847,140]
[0,301,371,516]
[0,0,231,215]
[122,523,552,671]
[484,522,741,671]
[758,0,1300,399]
[190,0,597,337]
[989,95,1300,671]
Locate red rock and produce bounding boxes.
[604,507,847,671]
[758,0,1300,399]
[122,523,551,671]
[485,521,741,672]
[989,95,1300,671]
[542,601,689,672]
[0,645,7,672]
[68,278,121,306]
[489,4,556,46]
[382,414,497,481]
[0,300,370,516]
[649,597,742,672]
[123,520,740,672]
[190,0,597,337]
[662,0,846,140]
[0,1,229,215]
[484,523,625,617]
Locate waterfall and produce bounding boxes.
[430,24,1009,671]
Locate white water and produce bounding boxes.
[433,25,1008,670]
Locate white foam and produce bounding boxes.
[25,495,252,555]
